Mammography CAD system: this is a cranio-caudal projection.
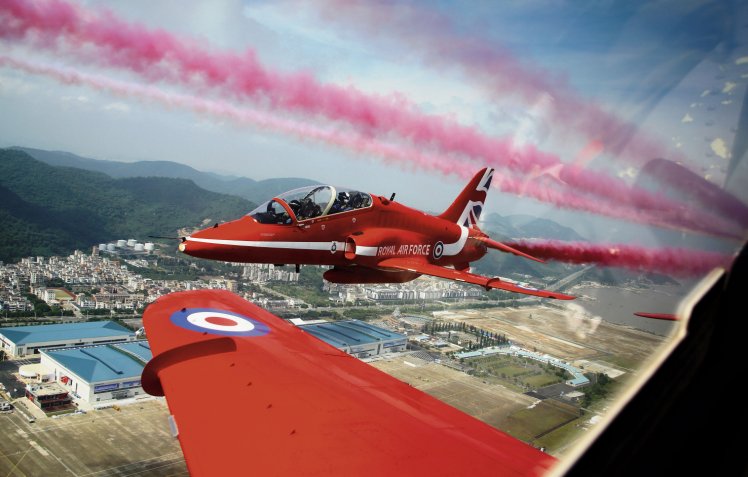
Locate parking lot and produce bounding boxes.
[0,399,186,477]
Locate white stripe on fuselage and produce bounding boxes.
[443,226,469,256]
[186,226,468,257]
[355,246,378,256]
[187,237,346,252]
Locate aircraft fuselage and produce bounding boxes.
[180,195,487,271]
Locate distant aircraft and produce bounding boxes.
[178,168,574,300]
[142,289,556,476]
[634,312,678,321]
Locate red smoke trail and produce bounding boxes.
[1,54,741,239]
[304,0,748,227]
[0,0,553,173]
[0,2,709,207]
[1,0,744,235]
[0,59,740,240]
[507,239,733,277]
[498,177,740,239]
[1,55,736,237]
[306,0,678,164]
[0,56,470,180]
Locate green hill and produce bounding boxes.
[14,146,319,204]
[0,148,256,262]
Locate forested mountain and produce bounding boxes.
[0,148,255,262]
[14,146,319,204]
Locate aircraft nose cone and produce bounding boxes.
[177,217,255,261]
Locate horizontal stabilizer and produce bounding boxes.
[378,257,574,300]
[475,236,544,263]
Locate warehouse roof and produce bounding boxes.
[0,321,133,345]
[300,320,405,348]
[42,341,152,383]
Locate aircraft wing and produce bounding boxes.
[377,257,575,300]
[634,312,678,321]
[142,290,555,476]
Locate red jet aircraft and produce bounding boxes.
[178,168,574,300]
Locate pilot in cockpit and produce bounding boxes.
[297,198,322,220]
[330,191,351,215]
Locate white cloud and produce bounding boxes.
[617,166,637,179]
[736,56,748,65]
[681,113,694,123]
[61,95,90,103]
[722,82,737,94]
[710,138,730,159]
[103,102,131,113]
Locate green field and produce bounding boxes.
[495,365,529,377]
[467,354,567,390]
[499,401,580,442]
[533,417,586,454]
[524,374,564,388]
[605,354,644,370]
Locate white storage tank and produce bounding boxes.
[127,239,137,247]
[107,244,116,251]
[134,243,145,252]
[144,243,155,252]
[98,244,107,251]
[116,240,127,247]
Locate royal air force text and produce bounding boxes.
[376,244,431,257]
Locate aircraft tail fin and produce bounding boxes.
[439,168,494,227]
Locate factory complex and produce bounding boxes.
[0,320,135,358]
[300,320,407,358]
[40,340,152,404]
[1,317,407,412]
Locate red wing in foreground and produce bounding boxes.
[377,257,575,300]
[142,290,555,476]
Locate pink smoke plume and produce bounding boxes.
[498,177,740,239]
[507,239,733,277]
[0,0,553,173]
[0,5,694,188]
[303,0,748,227]
[3,55,741,239]
[1,0,744,235]
[0,56,468,179]
[305,0,678,164]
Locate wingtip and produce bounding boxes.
[547,291,576,300]
[634,312,678,321]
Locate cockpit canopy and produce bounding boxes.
[249,185,373,224]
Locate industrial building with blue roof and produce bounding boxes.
[300,320,407,358]
[40,341,152,405]
[0,321,135,357]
